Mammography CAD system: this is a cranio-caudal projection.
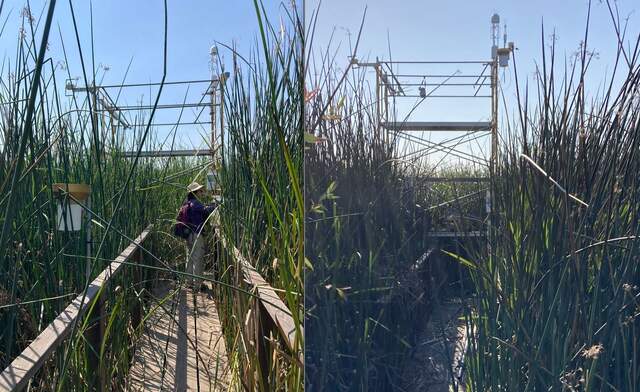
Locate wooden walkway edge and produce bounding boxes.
[0,227,152,391]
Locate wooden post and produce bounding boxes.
[85,293,106,392]
[131,248,143,332]
[144,237,155,295]
[255,299,270,389]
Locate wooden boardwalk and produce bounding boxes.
[402,299,469,392]
[0,225,300,391]
[127,282,231,391]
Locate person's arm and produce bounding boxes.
[190,200,206,215]
[204,202,217,216]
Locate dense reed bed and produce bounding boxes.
[464,20,640,391]
[303,31,484,387]
[0,4,207,390]
[1,1,304,390]
[212,1,304,390]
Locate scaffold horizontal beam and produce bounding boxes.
[382,121,491,132]
[121,149,211,158]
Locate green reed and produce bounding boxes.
[211,1,303,390]
[464,13,640,391]
[0,2,212,389]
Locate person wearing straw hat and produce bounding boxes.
[181,181,217,291]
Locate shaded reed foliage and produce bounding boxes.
[305,59,444,390]
[465,21,640,391]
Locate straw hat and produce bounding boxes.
[187,182,204,193]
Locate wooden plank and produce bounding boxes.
[127,283,230,391]
[212,219,301,361]
[232,246,302,359]
[0,226,152,392]
[400,300,469,391]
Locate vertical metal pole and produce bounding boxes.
[375,64,381,141]
[488,58,499,257]
[220,75,225,161]
[88,87,97,281]
[210,79,217,157]
[384,80,389,147]
[86,195,92,282]
[491,60,498,176]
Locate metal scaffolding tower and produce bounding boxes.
[65,77,224,159]
[352,14,513,238]
[66,46,228,161]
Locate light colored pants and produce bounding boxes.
[186,232,205,287]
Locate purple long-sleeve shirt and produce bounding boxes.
[185,195,216,234]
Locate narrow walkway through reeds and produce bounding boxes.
[127,281,230,391]
[402,299,468,392]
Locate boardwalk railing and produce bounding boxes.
[214,226,302,388]
[0,225,153,391]
[233,244,301,350]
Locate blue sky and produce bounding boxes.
[306,0,640,168]
[0,0,295,150]
[1,1,637,160]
